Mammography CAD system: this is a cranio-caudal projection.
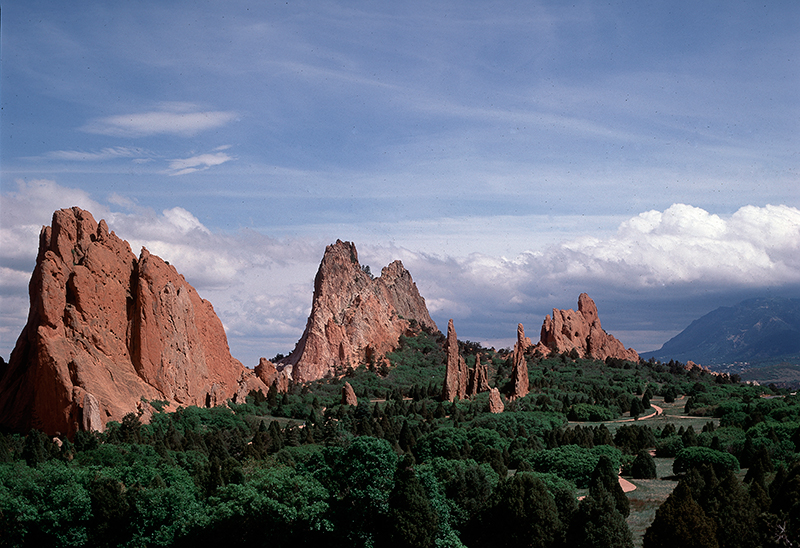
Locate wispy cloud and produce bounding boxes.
[166,148,234,176]
[45,146,147,161]
[82,104,237,138]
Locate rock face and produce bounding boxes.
[488,387,504,413]
[511,323,531,399]
[283,240,438,383]
[341,382,358,406]
[0,207,266,437]
[254,358,289,393]
[442,319,468,401]
[540,293,639,362]
[467,353,489,396]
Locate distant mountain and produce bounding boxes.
[641,297,800,366]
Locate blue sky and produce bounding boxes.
[2,1,799,366]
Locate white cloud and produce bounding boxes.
[2,181,799,364]
[45,146,146,161]
[539,203,800,287]
[82,105,237,137]
[165,151,234,176]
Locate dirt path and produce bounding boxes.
[619,476,637,492]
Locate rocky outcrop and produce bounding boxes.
[442,319,468,401]
[467,353,489,396]
[540,293,639,362]
[488,387,504,413]
[511,323,531,399]
[254,358,289,393]
[283,240,438,383]
[341,382,358,406]
[0,207,266,437]
[443,320,493,402]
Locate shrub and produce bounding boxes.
[567,403,616,422]
[630,450,657,479]
[673,447,739,475]
[655,435,684,458]
[528,445,622,488]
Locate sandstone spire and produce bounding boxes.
[511,323,531,399]
[341,381,358,406]
[488,387,504,413]
[467,352,490,396]
[283,240,438,383]
[442,319,468,401]
[539,293,639,361]
[0,207,266,436]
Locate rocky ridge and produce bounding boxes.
[282,240,438,383]
[0,208,266,436]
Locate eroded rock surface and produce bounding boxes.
[511,323,531,399]
[442,319,468,401]
[0,207,266,436]
[341,381,358,406]
[467,352,490,396]
[283,240,438,383]
[488,387,504,413]
[540,293,639,362]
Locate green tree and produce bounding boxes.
[629,397,644,419]
[630,450,657,479]
[643,482,718,548]
[323,436,398,547]
[476,473,562,548]
[673,447,739,476]
[589,455,629,517]
[706,470,761,548]
[567,483,633,548]
[380,456,439,548]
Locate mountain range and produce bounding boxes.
[641,297,800,368]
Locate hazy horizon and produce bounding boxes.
[2,1,798,366]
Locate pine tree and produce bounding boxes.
[590,455,630,517]
[631,450,657,479]
[707,470,761,548]
[476,473,563,548]
[643,482,718,548]
[567,484,633,548]
[380,456,439,548]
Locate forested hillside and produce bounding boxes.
[1,331,798,547]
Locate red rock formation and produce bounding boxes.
[539,293,639,362]
[283,240,438,383]
[254,358,289,393]
[0,207,266,437]
[511,323,531,399]
[442,319,468,401]
[341,381,358,406]
[488,387,504,413]
[467,352,489,396]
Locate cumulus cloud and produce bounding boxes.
[82,104,237,137]
[2,181,799,363]
[534,203,800,287]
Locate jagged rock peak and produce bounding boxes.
[284,240,438,383]
[442,319,468,401]
[511,323,530,399]
[0,207,266,437]
[539,293,639,362]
